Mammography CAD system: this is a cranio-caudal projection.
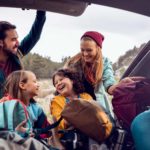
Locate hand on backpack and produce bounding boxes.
[111,76,146,95]
[15,119,33,137]
[108,77,134,95]
[120,76,145,84]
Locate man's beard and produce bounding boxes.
[3,45,18,55]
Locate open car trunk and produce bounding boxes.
[0,0,89,16]
[0,0,150,17]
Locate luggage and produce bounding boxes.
[112,77,150,130]
[61,99,113,143]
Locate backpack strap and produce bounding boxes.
[47,116,63,130]
[14,99,32,130]
[33,116,63,135]
[65,95,80,103]
[0,69,5,98]
[2,97,29,119]
[8,100,18,131]
[7,99,31,131]
[0,102,6,129]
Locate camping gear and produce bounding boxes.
[0,99,31,131]
[112,77,150,130]
[61,99,113,143]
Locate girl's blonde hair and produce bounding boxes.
[5,70,31,105]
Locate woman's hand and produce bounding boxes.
[108,76,145,95]
[108,77,133,95]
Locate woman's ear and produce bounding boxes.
[19,82,26,90]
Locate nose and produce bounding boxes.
[37,82,40,88]
[15,40,19,47]
[55,80,61,88]
[83,50,88,56]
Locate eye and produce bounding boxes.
[54,81,58,86]
[33,79,37,83]
[12,37,17,41]
[87,49,92,52]
[60,78,64,81]
[81,48,84,52]
[54,76,65,86]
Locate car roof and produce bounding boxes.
[83,0,150,17]
[0,0,150,17]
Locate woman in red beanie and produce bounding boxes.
[64,31,117,112]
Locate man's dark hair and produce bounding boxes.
[0,21,16,40]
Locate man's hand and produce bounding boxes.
[37,10,46,17]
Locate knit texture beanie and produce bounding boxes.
[81,31,104,48]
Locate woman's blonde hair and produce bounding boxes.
[5,70,31,105]
[67,36,103,86]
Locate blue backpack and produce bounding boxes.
[0,99,32,131]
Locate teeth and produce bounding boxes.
[58,84,65,91]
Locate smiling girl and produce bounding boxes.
[4,70,51,138]
[50,68,93,131]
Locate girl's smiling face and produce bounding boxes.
[54,74,73,97]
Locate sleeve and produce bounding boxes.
[102,57,116,91]
[33,103,50,128]
[32,103,52,139]
[18,10,46,56]
[50,97,66,131]
[80,93,93,101]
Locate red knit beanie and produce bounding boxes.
[81,31,104,48]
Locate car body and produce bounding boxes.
[122,41,150,79]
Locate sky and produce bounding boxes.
[0,4,150,63]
